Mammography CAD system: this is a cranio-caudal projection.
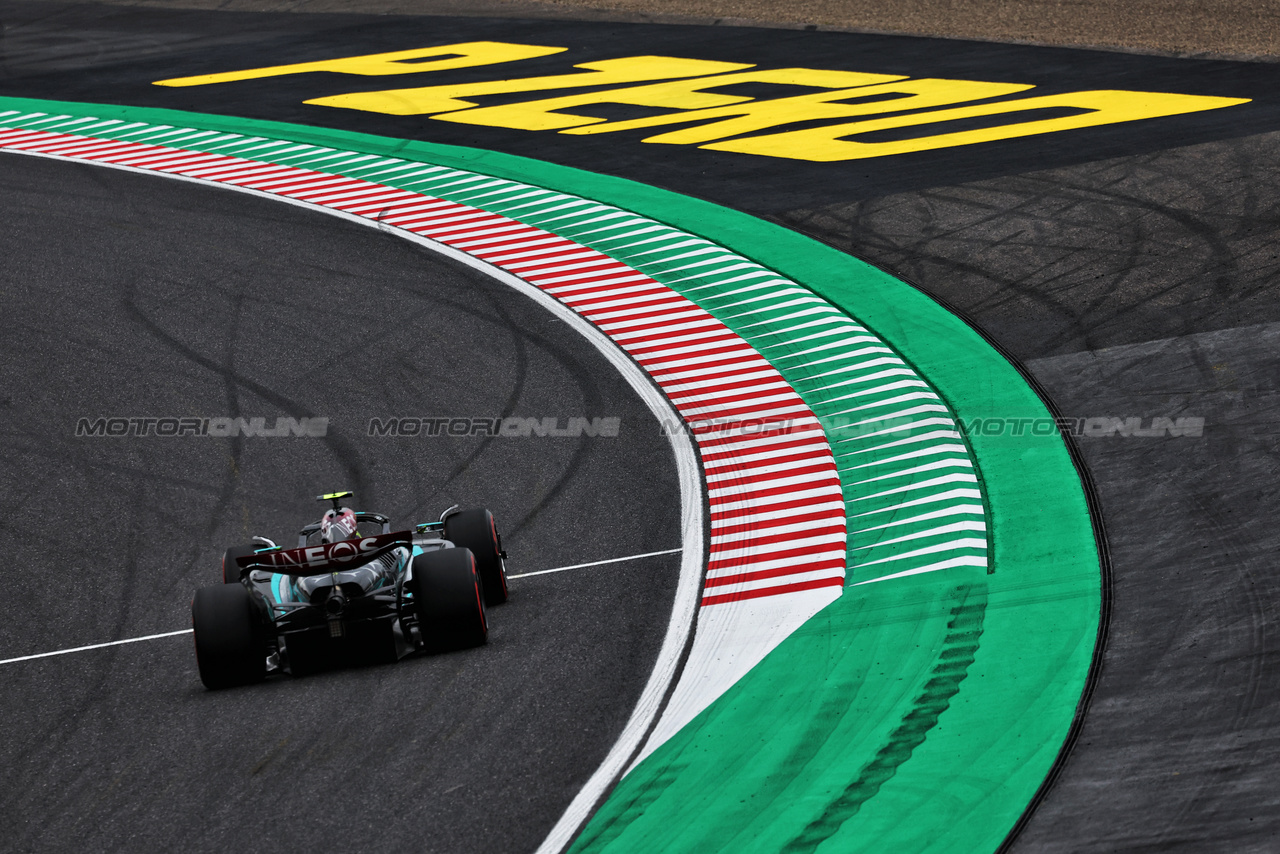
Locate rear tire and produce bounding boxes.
[221,544,256,585]
[410,548,487,653]
[444,508,508,606]
[192,585,269,689]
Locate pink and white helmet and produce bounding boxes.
[320,507,358,543]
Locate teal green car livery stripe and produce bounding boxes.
[0,96,1100,854]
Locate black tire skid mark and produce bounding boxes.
[2,490,151,852]
[371,240,613,539]
[1110,333,1274,849]
[378,284,533,525]
[118,298,371,499]
[777,137,1280,360]
[1,273,262,848]
[780,198,1102,353]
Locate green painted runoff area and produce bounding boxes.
[0,96,1102,854]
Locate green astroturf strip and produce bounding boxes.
[0,96,1100,854]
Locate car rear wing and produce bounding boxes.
[235,531,413,578]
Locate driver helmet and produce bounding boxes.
[320,507,358,543]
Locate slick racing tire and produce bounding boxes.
[192,585,269,689]
[410,548,487,653]
[221,544,257,585]
[443,508,508,606]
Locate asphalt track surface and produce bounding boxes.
[2,4,1280,853]
[0,153,684,852]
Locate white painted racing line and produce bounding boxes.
[0,548,689,667]
[0,629,194,666]
[505,548,683,579]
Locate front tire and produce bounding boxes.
[443,509,508,606]
[410,548,487,653]
[192,585,269,689]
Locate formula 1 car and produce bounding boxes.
[191,492,508,690]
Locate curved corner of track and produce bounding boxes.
[0,95,1103,854]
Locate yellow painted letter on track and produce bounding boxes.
[707,90,1252,161]
[436,68,900,132]
[572,77,1032,144]
[308,56,750,117]
[154,42,565,87]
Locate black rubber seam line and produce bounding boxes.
[770,216,1115,854]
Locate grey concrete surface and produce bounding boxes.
[1014,324,1280,853]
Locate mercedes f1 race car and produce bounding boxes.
[191,492,508,690]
